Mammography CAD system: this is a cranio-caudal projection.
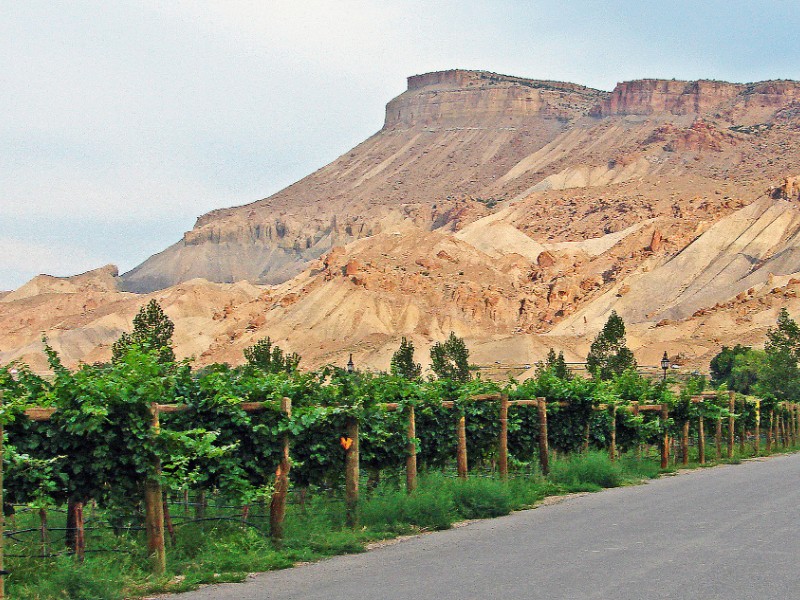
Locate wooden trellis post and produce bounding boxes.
[715,416,722,460]
[782,411,788,447]
[270,397,292,543]
[406,404,418,493]
[783,411,789,448]
[785,411,791,448]
[582,421,590,453]
[698,409,706,465]
[196,491,207,520]
[739,397,746,454]
[73,501,85,563]
[632,401,641,458]
[791,404,800,445]
[660,404,670,469]
[681,420,690,466]
[145,403,166,575]
[456,414,468,479]
[537,398,550,476]
[766,410,774,453]
[754,399,761,455]
[0,391,4,600]
[795,405,800,441]
[344,416,360,528]
[498,394,509,479]
[40,508,49,557]
[608,404,617,462]
[784,412,789,447]
[785,411,789,447]
[728,391,735,459]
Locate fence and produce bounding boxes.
[3,388,799,598]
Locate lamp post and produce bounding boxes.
[347,354,355,373]
[661,351,670,382]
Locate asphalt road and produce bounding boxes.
[167,454,800,600]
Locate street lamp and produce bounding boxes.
[347,354,355,373]
[660,351,670,382]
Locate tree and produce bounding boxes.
[709,344,763,394]
[586,311,637,380]
[390,337,422,381]
[430,332,471,382]
[710,344,751,385]
[757,308,800,401]
[729,350,765,395]
[112,299,175,363]
[243,337,300,374]
[537,348,572,380]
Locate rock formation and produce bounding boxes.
[5,70,800,375]
[769,176,800,200]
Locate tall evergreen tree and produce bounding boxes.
[586,311,636,380]
[243,337,300,374]
[430,332,471,382]
[537,348,572,379]
[112,299,175,363]
[390,337,422,381]
[757,308,800,401]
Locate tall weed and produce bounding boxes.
[361,486,454,531]
[448,478,512,519]
[549,452,623,489]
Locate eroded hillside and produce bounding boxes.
[4,70,800,374]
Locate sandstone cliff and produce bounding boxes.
[5,69,800,375]
[121,70,610,292]
[121,71,800,294]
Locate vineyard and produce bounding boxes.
[2,339,800,598]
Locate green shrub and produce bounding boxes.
[361,489,408,528]
[361,486,454,531]
[549,451,623,489]
[448,478,512,519]
[403,487,455,530]
[506,478,561,508]
[14,555,127,600]
[617,456,662,480]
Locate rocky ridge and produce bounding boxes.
[124,70,800,293]
[4,69,800,375]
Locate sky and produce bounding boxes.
[2,0,799,291]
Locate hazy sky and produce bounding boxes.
[3,1,799,290]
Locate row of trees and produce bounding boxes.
[391,306,800,409]
[5,299,800,506]
[13,295,798,398]
[391,311,636,383]
[710,308,800,401]
[0,301,668,514]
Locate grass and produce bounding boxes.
[549,451,623,490]
[361,482,454,531]
[8,444,799,599]
[13,554,129,600]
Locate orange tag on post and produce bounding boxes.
[340,437,353,450]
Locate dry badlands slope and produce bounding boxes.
[3,70,800,375]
